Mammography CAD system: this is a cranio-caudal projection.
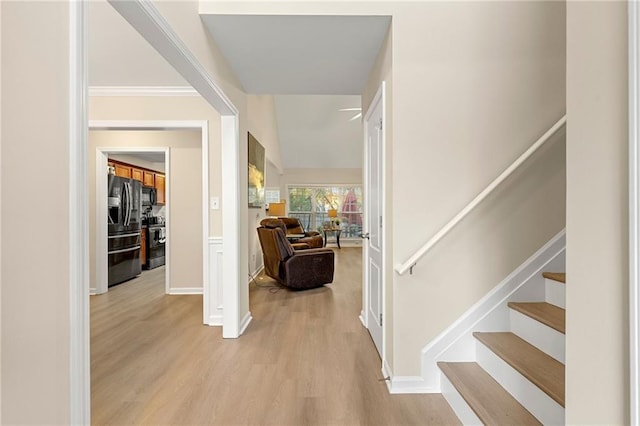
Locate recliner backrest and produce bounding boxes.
[278,217,305,234]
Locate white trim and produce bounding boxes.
[69,1,90,423]
[630,1,640,424]
[382,360,437,394]
[93,143,174,296]
[362,81,387,369]
[387,376,434,394]
[239,311,253,335]
[249,265,265,280]
[168,288,203,295]
[420,230,565,392]
[207,236,223,326]
[221,115,242,337]
[396,116,567,275]
[89,86,199,97]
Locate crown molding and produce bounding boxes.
[89,86,199,97]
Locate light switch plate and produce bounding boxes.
[210,196,220,210]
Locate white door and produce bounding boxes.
[364,84,385,357]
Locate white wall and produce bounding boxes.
[90,130,203,291]
[1,2,71,423]
[566,2,629,423]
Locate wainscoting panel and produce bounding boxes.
[208,237,223,326]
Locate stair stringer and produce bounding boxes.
[419,229,566,393]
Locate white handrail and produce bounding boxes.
[395,115,567,275]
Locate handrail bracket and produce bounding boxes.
[409,263,416,275]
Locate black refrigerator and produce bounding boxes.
[108,175,142,287]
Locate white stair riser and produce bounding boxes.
[510,309,565,363]
[545,278,565,309]
[440,372,483,426]
[476,342,565,426]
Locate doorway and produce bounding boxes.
[362,82,386,360]
[92,145,170,295]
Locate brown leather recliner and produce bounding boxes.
[277,217,324,249]
[257,219,334,290]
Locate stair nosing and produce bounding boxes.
[439,361,542,425]
[508,301,566,334]
[473,331,565,407]
[542,272,565,284]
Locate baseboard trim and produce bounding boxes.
[388,376,438,394]
[168,287,203,295]
[420,229,566,392]
[207,314,223,326]
[381,360,438,394]
[239,311,252,335]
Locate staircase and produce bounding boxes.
[439,272,566,425]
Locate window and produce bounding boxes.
[288,185,363,239]
[265,188,281,205]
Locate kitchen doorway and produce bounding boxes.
[91,123,209,304]
[93,145,170,295]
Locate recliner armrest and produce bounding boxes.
[283,249,335,289]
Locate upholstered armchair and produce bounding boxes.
[257,219,334,290]
[278,216,324,249]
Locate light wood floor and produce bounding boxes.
[91,248,460,425]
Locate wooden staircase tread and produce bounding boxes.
[473,332,565,407]
[542,272,565,283]
[439,362,542,425]
[508,302,565,334]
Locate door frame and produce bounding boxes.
[70,2,243,423]
[362,81,387,365]
[92,126,206,298]
[93,144,171,295]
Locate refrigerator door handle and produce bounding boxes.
[108,233,141,239]
[122,182,128,227]
[124,182,131,226]
[108,245,141,255]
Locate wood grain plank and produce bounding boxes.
[439,362,541,425]
[91,249,461,425]
[542,272,565,283]
[508,302,566,333]
[474,332,565,407]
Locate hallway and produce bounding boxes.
[90,248,459,425]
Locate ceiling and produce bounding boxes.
[200,14,391,95]
[275,95,363,169]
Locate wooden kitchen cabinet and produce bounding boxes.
[141,229,146,267]
[131,167,143,182]
[155,174,166,205]
[143,171,155,187]
[114,163,131,178]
